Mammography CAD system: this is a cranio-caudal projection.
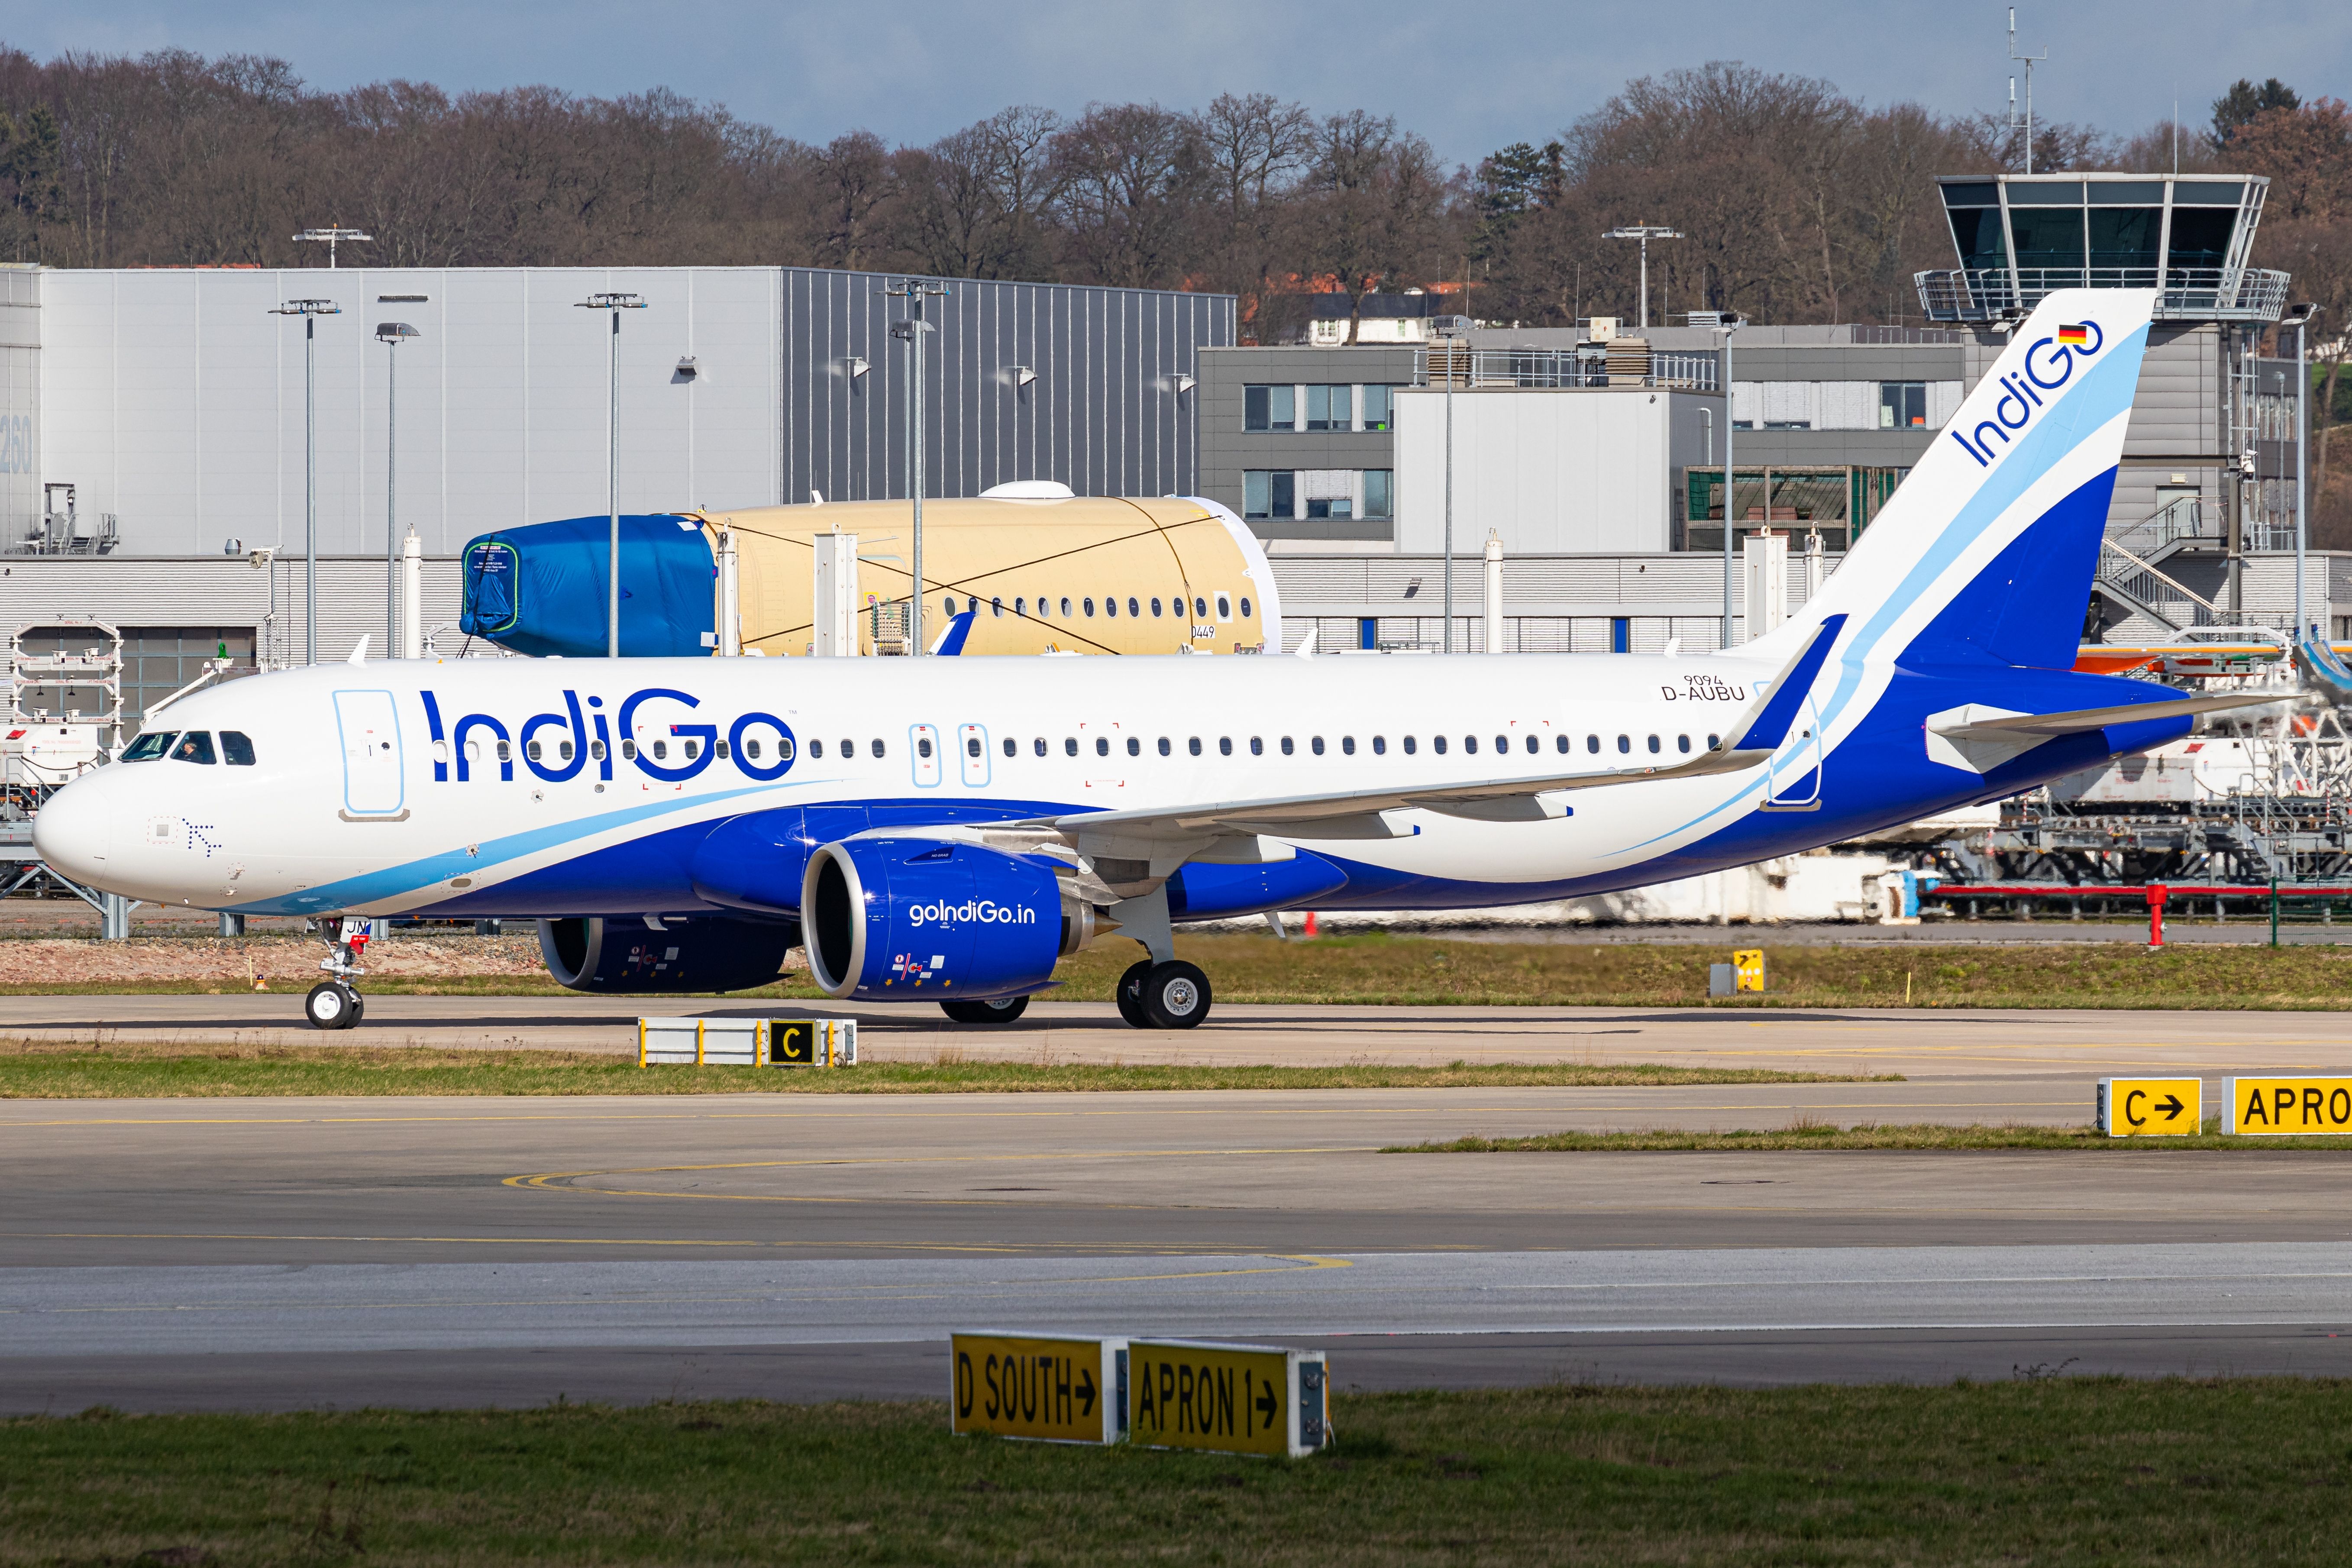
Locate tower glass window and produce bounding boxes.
[1305,385,1352,431]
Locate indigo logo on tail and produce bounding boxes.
[1949,319,2104,469]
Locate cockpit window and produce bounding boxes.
[221,731,256,766]
[120,732,176,762]
[170,732,217,765]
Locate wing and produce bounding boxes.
[1032,615,1847,846]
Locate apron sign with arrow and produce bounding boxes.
[950,1332,1128,1445]
[1126,1338,1331,1458]
[2097,1077,2202,1137]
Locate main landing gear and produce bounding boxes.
[305,915,373,1031]
[1116,959,1212,1030]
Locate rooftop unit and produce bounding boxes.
[1916,173,2287,324]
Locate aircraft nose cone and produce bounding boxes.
[32,772,115,887]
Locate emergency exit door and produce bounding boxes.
[333,689,405,816]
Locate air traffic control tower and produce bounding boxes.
[1916,172,2302,639]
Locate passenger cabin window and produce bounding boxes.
[1464,736,1478,754]
[1096,737,1110,757]
[841,740,856,758]
[1065,737,1078,756]
[171,732,216,765]
[1060,598,1073,617]
[918,737,933,759]
[121,732,177,762]
[1127,597,1140,617]
[527,740,544,761]
[1586,735,1599,753]
[622,739,639,760]
[1250,737,1263,755]
[1150,598,1163,618]
[496,740,512,763]
[871,739,886,758]
[742,739,759,760]
[1104,597,1117,618]
[1240,596,1253,618]
[1126,737,1140,757]
[1280,737,1295,755]
[1434,735,1447,755]
[651,740,668,761]
[1616,735,1631,753]
[1403,736,1417,755]
[1555,735,1569,753]
[807,740,822,759]
[1157,737,1171,756]
[1188,737,1202,756]
[1002,737,1016,757]
[1647,735,1661,753]
[1310,736,1325,756]
[1371,736,1385,755]
[1218,737,1232,756]
[1084,597,1097,617]
[1033,737,1047,757]
[221,731,256,766]
[968,736,983,758]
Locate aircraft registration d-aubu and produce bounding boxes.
[33,290,2271,1030]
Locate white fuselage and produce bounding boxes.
[36,648,1838,920]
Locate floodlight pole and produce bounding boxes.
[270,298,339,665]
[1716,322,1738,646]
[1439,320,1459,653]
[576,292,648,657]
[2296,309,2318,640]
[376,322,420,656]
[885,280,949,654]
[1606,224,1683,331]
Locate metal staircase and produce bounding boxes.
[2094,496,2221,633]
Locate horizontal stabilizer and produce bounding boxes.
[1931,692,2290,740]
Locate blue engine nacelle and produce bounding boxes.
[802,838,1066,1002]
[537,915,796,993]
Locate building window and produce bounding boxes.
[1244,385,1295,432]
[1362,384,1397,431]
[1363,470,1393,520]
[1301,470,1353,521]
[1879,382,1928,429]
[1306,384,1352,431]
[1244,470,1296,521]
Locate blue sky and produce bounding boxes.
[6,0,2347,169]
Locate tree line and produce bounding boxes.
[0,49,2343,337]
[0,47,2345,526]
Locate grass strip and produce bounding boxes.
[5,1381,2349,1566]
[0,1040,1880,1099]
[1392,1120,2352,1152]
[21,931,2352,1007]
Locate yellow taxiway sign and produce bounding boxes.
[2097,1078,2201,1136]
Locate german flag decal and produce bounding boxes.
[2058,323,2089,345]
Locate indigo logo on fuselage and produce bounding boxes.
[1949,320,2103,469]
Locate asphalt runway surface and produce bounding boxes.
[10,1065,2352,1413]
[12,992,2352,1079]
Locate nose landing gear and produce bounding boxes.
[305,916,372,1031]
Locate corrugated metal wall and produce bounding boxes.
[780,270,1231,505]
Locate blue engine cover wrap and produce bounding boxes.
[1165,850,1348,920]
[802,838,1063,1002]
[461,514,716,658]
[537,914,795,993]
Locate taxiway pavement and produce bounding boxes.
[8,993,2351,1080]
[8,1078,2352,1411]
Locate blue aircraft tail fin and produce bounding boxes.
[1800,288,2158,674]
